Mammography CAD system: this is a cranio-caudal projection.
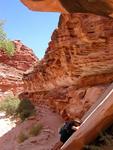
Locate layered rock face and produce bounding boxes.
[0,40,38,71]
[23,14,113,92]
[21,0,113,17]
[19,85,108,120]
[0,40,38,95]
[21,13,113,119]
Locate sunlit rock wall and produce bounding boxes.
[21,13,113,119]
[23,14,113,92]
[0,40,38,94]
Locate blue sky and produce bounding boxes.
[0,0,60,59]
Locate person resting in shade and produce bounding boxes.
[59,119,81,144]
[52,119,81,150]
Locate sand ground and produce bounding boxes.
[0,105,64,150]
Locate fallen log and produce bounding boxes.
[61,83,113,150]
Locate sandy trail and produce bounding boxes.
[0,105,64,150]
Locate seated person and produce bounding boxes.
[52,119,81,150]
[59,119,81,144]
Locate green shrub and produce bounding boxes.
[29,123,43,136]
[84,124,113,150]
[0,96,20,116]
[0,21,7,41]
[16,99,35,121]
[18,132,28,143]
[0,21,15,56]
[0,40,15,56]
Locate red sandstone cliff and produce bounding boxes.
[23,14,113,92]
[20,85,108,120]
[0,40,38,94]
[20,13,113,119]
[0,40,38,71]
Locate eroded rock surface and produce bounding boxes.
[23,14,113,92]
[20,13,113,119]
[21,0,113,17]
[19,85,108,120]
[0,40,38,94]
[0,40,38,71]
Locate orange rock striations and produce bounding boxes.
[23,14,113,93]
[21,13,113,119]
[0,40,38,71]
[19,85,108,120]
[0,40,38,94]
[20,0,113,17]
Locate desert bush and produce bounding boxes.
[16,99,35,121]
[29,123,43,136]
[0,96,20,116]
[0,20,15,56]
[17,132,28,143]
[0,40,15,56]
[0,20,6,41]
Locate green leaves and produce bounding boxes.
[0,20,7,41]
[0,20,15,56]
[16,99,36,121]
[0,40,15,56]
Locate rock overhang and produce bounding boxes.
[20,0,113,17]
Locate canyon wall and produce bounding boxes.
[0,40,38,95]
[20,13,113,119]
[0,40,38,71]
[23,14,113,92]
[19,85,108,120]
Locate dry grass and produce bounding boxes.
[29,123,43,136]
[17,132,28,143]
[0,96,20,116]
